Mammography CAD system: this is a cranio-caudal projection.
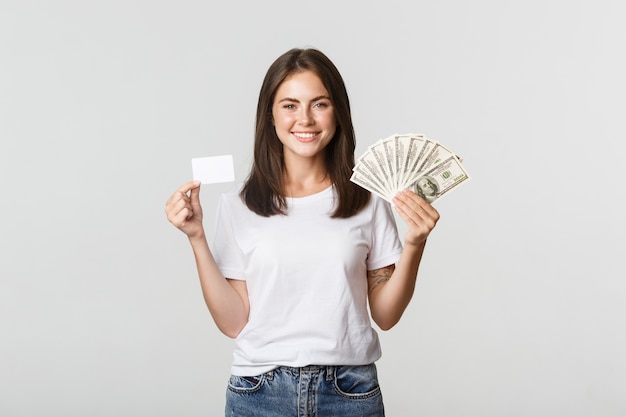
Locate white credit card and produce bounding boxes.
[191,155,235,184]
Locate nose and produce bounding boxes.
[298,108,313,125]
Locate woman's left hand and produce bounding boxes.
[392,189,440,247]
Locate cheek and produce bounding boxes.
[325,112,337,126]
[274,113,295,129]
[321,113,337,133]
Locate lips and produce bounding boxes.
[292,132,320,142]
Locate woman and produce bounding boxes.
[165,48,439,416]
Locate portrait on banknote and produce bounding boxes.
[412,176,439,202]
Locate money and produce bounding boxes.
[351,133,470,203]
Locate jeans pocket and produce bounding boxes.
[227,374,265,394]
[333,364,381,399]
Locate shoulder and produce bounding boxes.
[219,183,244,202]
[367,193,392,216]
[216,183,247,213]
[347,192,395,225]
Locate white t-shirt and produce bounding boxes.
[213,185,403,376]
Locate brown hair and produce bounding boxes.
[240,48,370,218]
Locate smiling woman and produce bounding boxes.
[271,71,336,194]
[164,47,440,416]
[242,48,369,218]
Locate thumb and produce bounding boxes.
[189,181,201,204]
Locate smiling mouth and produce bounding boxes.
[293,132,319,141]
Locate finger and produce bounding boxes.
[166,181,200,209]
[394,200,438,243]
[167,206,186,226]
[395,190,439,222]
[393,203,417,227]
[167,197,193,222]
[395,203,427,230]
[189,183,201,205]
[167,198,186,220]
[393,193,439,230]
[393,191,424,219]
[177,180,202,195]
[165,191,187,213]
[173,194,193,213]
[170,205,195,227]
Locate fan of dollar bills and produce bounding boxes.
[350,133,470,204]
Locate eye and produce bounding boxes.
[282,104,296,110]
[313,102,330,109]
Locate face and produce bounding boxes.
[272,70,336,163]
[417,178,437,196]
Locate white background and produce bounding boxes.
[1,1,625,416]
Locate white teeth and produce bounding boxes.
[294,132,316,138]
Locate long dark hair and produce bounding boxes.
[240,48,370,218]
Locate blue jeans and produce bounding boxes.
[225,364,385,416]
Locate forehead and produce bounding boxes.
[275,70,329,97]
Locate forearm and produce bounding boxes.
[188,233,249,338]
[369,241,426,330]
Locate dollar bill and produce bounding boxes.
[354,146,394,197]
[398,134,427,189]
[352,132,469,204]
[407,155,469,203]
[367,140,395,196]
[406,139,454,185]
[350,168,392,202]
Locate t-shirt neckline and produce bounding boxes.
[286,185,334,203]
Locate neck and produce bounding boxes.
[283,155,331,198]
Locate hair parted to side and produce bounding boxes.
[240,48,371,218]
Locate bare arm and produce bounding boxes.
[368,190,439,330]
[165,181,249,338]
[187,233,249,338]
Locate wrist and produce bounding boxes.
[187,229,207,242]
[403,238,426,252]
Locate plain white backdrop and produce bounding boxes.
[1,1,625,416]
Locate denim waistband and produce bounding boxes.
[276,365,336,377]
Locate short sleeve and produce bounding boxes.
[366,196,403,270]
[212,194,246,280]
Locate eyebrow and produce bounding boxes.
[277,95,331,103]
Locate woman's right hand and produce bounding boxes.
[165,181,204,238]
